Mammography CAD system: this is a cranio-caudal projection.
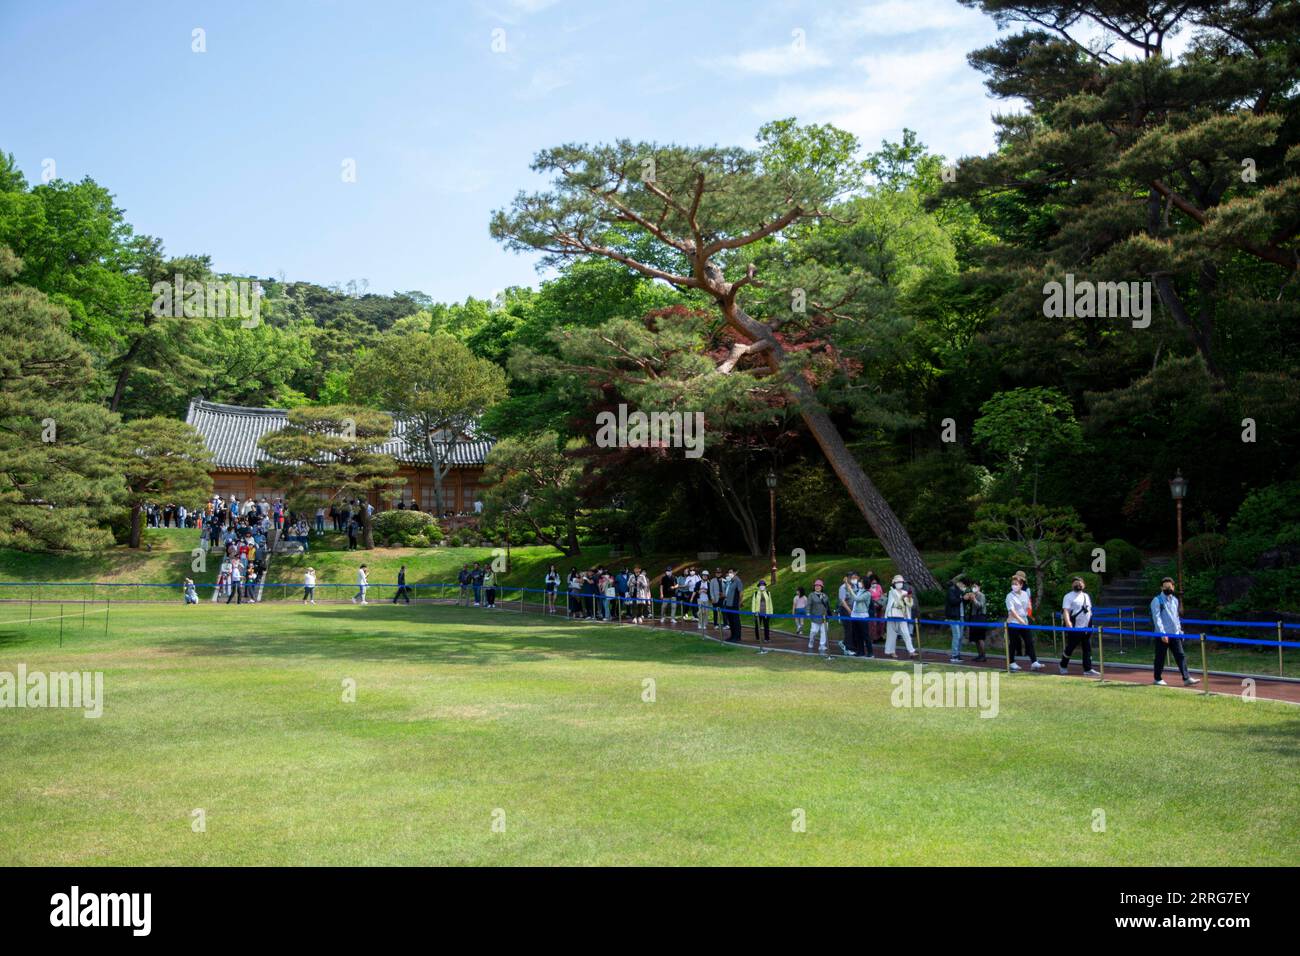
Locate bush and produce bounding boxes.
[371,510,441,548]
[843,537,886,559]
[1183,533,1228,572]
[448,534,463,548]
[1102,538,1142,576]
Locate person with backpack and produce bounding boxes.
[1150,576,1200,686]
[884,574,917,659]
[1059,576,1097,675]
[751,580,774,643]
[393,564,411,604]
[1005,570,1041,670]
[806,580,833,653]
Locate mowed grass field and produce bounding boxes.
[1,601,1297,866]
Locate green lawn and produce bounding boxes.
[1,601,1295,865]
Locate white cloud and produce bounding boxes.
[838,0,989,37]
[713,42,832,77]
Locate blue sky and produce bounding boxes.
[1,0,1012,302]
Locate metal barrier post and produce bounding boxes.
[1200,634,1209,695]
[1096,626,1104,681]
[1279,621,1285,677]
[1004,622,1011,672]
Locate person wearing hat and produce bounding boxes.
[1150,576,1199,686]
[1060,576,1098,675]
[1005,570,1040,670]
[807,579,833,653]
[751,579,774,642]
[884,574,917,658]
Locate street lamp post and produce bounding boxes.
[766,468,778,586]
[1168,469,1188,596]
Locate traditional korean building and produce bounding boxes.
[184,398,491,514]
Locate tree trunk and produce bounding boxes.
[723,301,938,590]
[129,502,143,549]
[565,511,581,556]
[360,505,375,549]
[702,459,762,557]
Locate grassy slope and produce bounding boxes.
[0,602,1295,866]
[1,529,1290,676]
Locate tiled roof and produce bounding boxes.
[185,398,491,472]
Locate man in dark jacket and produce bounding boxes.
[393,564,411,604]
[724,570,744,642]
[945,575,968,663]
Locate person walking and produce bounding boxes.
[353,565,369,605]
[792,587,809,637]
[483,567,497,608]
[303,567,317,605]
[471,564,485,607]
[1005,570,1041,670]
[315,506,325,534]
[1150,576,1199,686]
[183,577,198,605]
[751,580,774,643]
[884,574,917,659]
[631,566,650,624]
[1059,576,1098,675]
[945,575,969,663]
[393,564,411,604]
[226,561,243,604]
[806,580,833,653]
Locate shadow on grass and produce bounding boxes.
[162,604,872,676]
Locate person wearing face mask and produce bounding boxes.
[1150,576,1199,686]
[837,575,855,656]
[724,569,744,642]
[1005,570,1042,670]
[1060,576,1099,675]
[751,579,774,643]
[807,579,833,654]
[848,573,875,657]
[966,581,988,661]
[884,574,917,658]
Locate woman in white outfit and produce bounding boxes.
[884,574,917,658]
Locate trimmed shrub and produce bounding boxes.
[1184,533,1228,572]
[372,510,441,548]
[1102,538,1142,576]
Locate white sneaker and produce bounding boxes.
[1059,665,1069,675]
[1030,661,1043,670]
[950,656,962,663]
[1084,669,1100,676]
[1009,662,1021,671]
[1185,677,1200,686]
[1154,679,1168,686]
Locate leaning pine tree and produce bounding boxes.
[490,121,939,588]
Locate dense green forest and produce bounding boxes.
[1,0,1297,612]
